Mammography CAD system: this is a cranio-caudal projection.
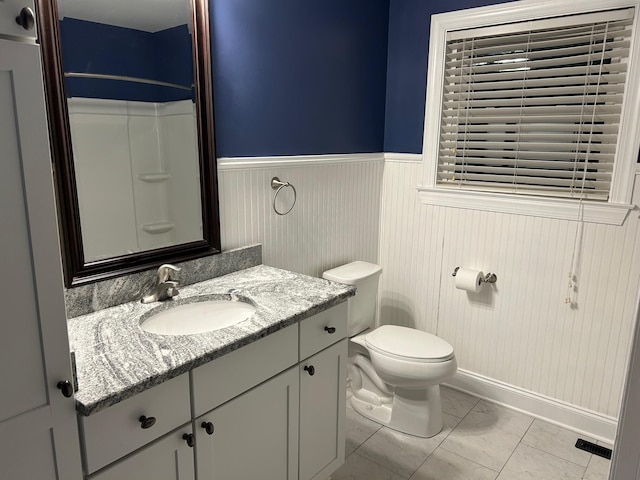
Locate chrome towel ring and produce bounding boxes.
[271,177,297,215]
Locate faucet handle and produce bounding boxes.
[157,264,181,282]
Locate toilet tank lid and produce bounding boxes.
[323,261,382,285]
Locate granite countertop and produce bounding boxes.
[67,265,355,416]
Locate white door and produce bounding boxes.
[196,367,300,480]
[610,288,640,480]
[299,340,347,480]
[0,38,83,479]
[0,0,37,40]
[90,425,195,480]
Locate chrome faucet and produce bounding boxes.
[141,264,181,303]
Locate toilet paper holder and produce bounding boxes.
[452,267,497,284]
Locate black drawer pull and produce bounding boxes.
[57,380,73,398]
[304,365,315,376]
[183,433,195,447]
[15,7,35,31]
[324,326,336,334]
[139,416,156,429]
[201,421,214,435]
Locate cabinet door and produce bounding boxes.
[0,39,82,479]
[299,339,348,480]
[90,425,195,480]
[0,0,36,40]
[196,367,299,480]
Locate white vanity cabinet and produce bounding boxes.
[76,302,349,480]
[191,302,347,480]
[0,5,82,479]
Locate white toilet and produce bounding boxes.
[323,261,457,438]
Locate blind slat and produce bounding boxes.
[436,183,610,200]
[437,172,609,188]
[440,140,618,153]
[441,133,618,143]
[443,62,627,84]
[442,94,624,109]
[445,50,629,75]
[440,123,621,134]
[438,165,612,180]
[443,74,626,93]
[443,84,625,100]
[446,32,631,60]
[439,150,615,162]
[445,42,630,69]
[436,157,614,171]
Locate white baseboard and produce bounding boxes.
[444,369,618,443]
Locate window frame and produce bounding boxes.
[419,0,640,225]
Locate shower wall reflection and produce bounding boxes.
[58,2,203,261]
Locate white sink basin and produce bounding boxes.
[140,298,256,335]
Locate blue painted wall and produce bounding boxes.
[210,0,390,157]
[383,0,514,154]
[60,19,194,102]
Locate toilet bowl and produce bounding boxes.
[323,262,457,438]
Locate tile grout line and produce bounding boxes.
[523,443,591,476]
[413,396,493,477]
[350,449,407,479]
[494,416,536,476]
[405,423,457,479]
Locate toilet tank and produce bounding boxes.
[323,261,382,337]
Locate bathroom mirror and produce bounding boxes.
[37,0,220,287]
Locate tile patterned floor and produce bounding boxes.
[333,387,612,480]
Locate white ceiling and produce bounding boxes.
[58,0,192,32]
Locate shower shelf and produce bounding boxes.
[141,222,174,234]
[138,172,171,183]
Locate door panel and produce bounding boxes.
[0,38,82,479]
[196,367,299,480]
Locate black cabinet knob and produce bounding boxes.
[201,421,214,435]
[304,365,315,376]
[139,416,156,429]
[324,326,336,334]
[15,7,35,31]
[57,380,73,398]
[182,433,195,447]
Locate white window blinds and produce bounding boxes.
[438,8,634,201]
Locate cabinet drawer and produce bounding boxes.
[80,373,190,474]
[191,324,298,417]
[0,1,38,41]
[88,423,195,480]
[299,302,347,361]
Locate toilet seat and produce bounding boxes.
[364,325,454,363]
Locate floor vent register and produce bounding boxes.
[575,438,612,460]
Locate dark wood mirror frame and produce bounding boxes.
[36,0,221,288]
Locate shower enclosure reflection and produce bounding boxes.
[58,0,203,261]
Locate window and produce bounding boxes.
[419,0,640,224]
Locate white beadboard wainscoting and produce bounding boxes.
[379,154,640,441]
[217,154,384,278]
